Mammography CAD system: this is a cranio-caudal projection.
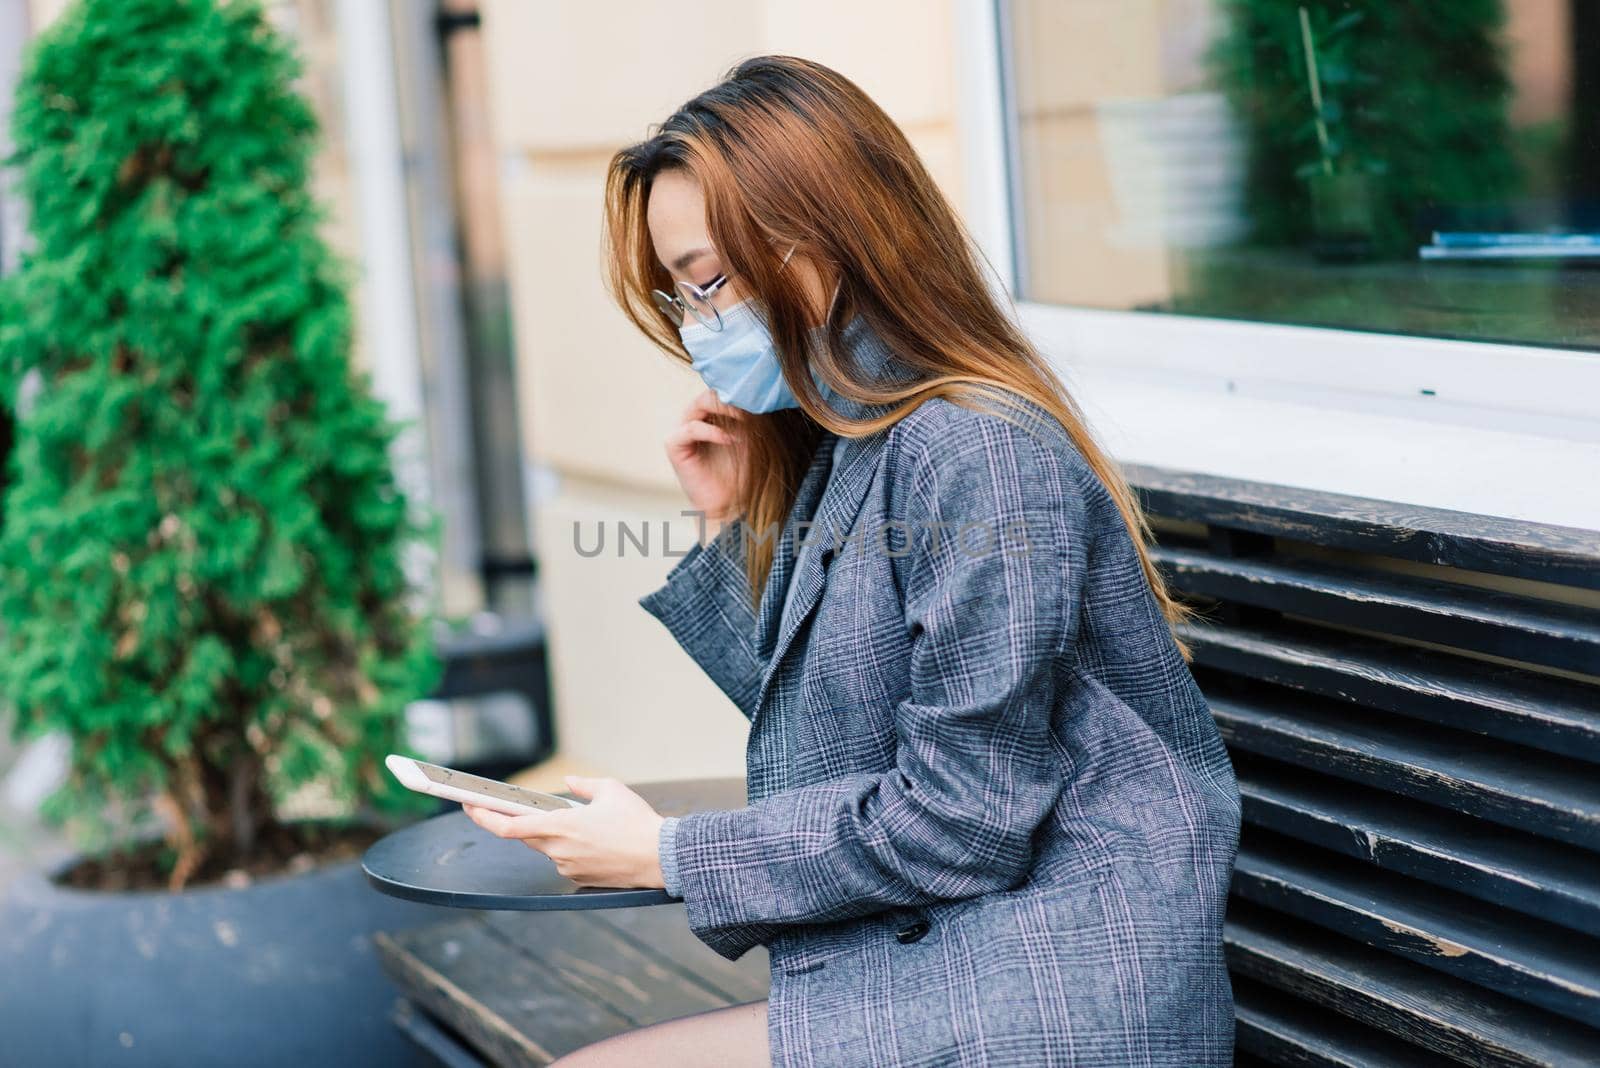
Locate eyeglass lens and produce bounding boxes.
[676,279,723,329]
[650,289,684,326]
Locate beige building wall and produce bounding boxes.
[24,0,65,30]
[1005,0,1238,309]
[479,0,966,782]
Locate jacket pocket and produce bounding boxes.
[924,865,1114,934]
[768,868,1114,978]
[767,907,922,977]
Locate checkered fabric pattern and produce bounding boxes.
[639,316,1241,1066]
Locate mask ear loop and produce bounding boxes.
[778,242,842,318]
[806,270,847,415]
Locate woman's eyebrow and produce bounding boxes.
[669,246,713,273]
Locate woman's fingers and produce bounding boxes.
[667,418,736,451]
[683,388,745,425]
[462,802,561,841]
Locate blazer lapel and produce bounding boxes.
[750,430,837,664]
[751,428,886,717]
[749,312,915,717]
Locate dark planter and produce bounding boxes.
[0,821,460,1067]
[1306,169,1380,262]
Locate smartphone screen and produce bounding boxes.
[414,759,577,813]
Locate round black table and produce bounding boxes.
[362,776,746,911]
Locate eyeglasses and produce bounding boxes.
[651,244,797,333]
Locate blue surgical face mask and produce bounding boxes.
[680,298,834,413]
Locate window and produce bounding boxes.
[959,0,1600,529]
[997,0,1600,352]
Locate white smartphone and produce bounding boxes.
[385,754,585,817]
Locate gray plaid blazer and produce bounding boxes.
[639,316,1242,1066]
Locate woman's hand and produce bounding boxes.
[461,776,668,889]
[666,388,746,541]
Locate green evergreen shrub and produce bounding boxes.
[0,0,441,886]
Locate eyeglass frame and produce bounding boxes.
[652,244,798,333]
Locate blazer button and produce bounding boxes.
[895,919,931,944]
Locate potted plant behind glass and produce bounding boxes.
[0,0,454,1063]
[1294,5,1384,261]
[1206,0,1519,264]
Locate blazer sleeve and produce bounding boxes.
[667,410,1091,961]
[637,515,763,720]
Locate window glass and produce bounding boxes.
[1001,0,1599,351]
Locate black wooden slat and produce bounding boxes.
[375,917,631,1066]
[586,903,771,1005]
[1137,465,1600,1065]
[1129,464,1600,590]
[1208,682,1600,850]
[1157,546,1600,674]
[377,908,769,1065]
[1183,616,1600,761]
[480,907,736,1026]
[1232,833,1600,1028]
[1234,1054,1282,1068]
[1225,899,1600,1066]
[1232,976,1462,1067]
[389,998,490,1068]
[1234,754,1600,938]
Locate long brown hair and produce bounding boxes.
[603,55,1201,661]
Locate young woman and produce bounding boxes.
[462,55,1243,1067]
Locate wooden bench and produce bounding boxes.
[374,904,768,1066]
[1131,464,1600,1066]
[374,466,1600,1066]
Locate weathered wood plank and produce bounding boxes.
[389,997,490,1068]
[1231,1052,1284,1068]
[1210,684,1600,850]
[1127,464,1600,589]
[375,918,633,1066]
[1235,755,1600,938]
[1184,617,1600,761]
[1137,464,1600,1064]
[1226,900,1600,1066]
[480,908,737,1026]
[378,906,770,1067]
[1157,546,1600,674]
[376,928,548,1067]
[1232,835,1600,1028]
[586,904,771,1005]
[1232,975,1461,1067]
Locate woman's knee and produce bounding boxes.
[549,998,770,1067]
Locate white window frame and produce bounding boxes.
[953,0,1600,532]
